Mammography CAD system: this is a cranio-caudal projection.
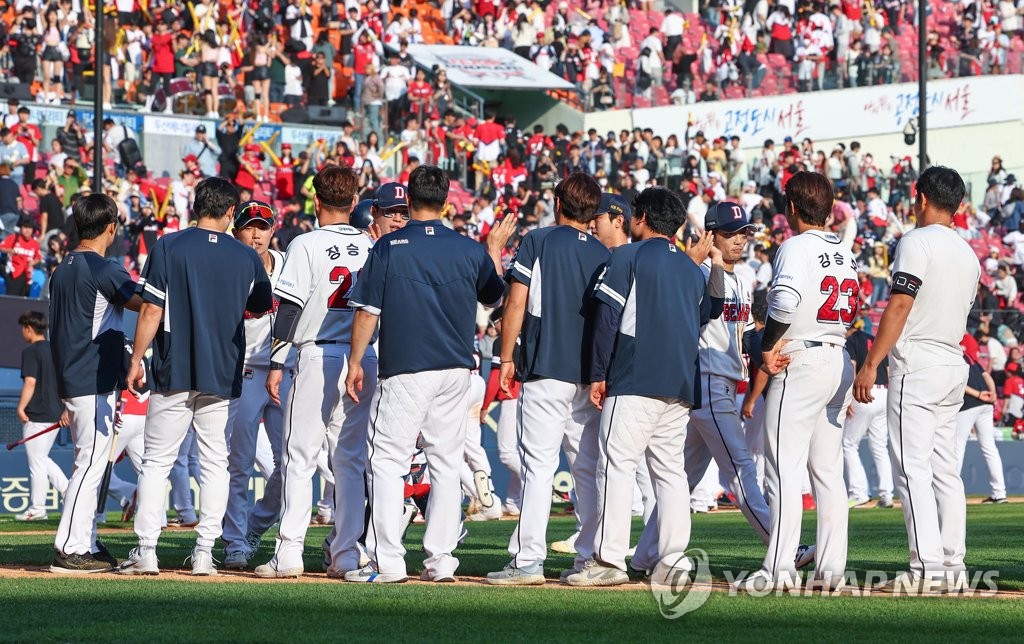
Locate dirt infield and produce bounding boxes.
[1,564,1021,599]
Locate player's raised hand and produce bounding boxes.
[366,222,383,242]
[685,231,714,265]
[487,211,518,255]
[760,340,791,376]
[346,360,365,403]
[590,381,607,410]
[498,361,516,397]
[852,364,875,403]
[266,369,283,405]
[126,359,146,398]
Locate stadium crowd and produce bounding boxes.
[1,0,1023,119]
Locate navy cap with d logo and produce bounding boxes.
[705,201,755,233]
[597,193,632,223]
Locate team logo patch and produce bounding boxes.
[390,239,409,245]
[209,234,218,243]
[578,232,587,241]
[243,367,254,380]
[425,227,434,236]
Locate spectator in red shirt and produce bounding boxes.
[235,144,264,193]
[151,21,176,100]
[407,68,433,116]
[352,32,378,111]
[0,215,42,296]
[13,107,42,187]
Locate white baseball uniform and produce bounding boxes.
[460,373,495,507]
[760,229,856,588]
[954,385,1006,500]
[266,224,378,574]
[223,249,295,557]
[842,330,893,505]
[886,223,979,579]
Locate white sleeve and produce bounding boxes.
[274,239,313,306]
[766,242,802,323]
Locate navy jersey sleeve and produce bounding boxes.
[139,236,168,307]
[747,330,765,369]
[592,253,631,313]
[476,247,505,307]
[349,241,388,316]
[97,258,137,305]
[700,279,712,326]
[245,247,274,314]
[21,345,40,380]
[507,230,536,287]
[846,332,868,369]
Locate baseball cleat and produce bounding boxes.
[167,514,199,528]
[550,531,579,554]
[848,495,872,508]
[486,562,545,586]
[343,565,408,583]
[357,542,370,568]
[649,560,692,589]
[876,495,894,508]
[14,509,48,521]
[223,551,250,570]
[419,570,456,583]
[559,563,582,583]
[732,569,798,593]
[254,561,303,578]
[981,496,1008,504]
[121,490,138,522]
[93,540,119,568]
[502,503,521,517]
[116,548,159,575]
[244,531,263,556]
[187,548,218,576]
[49,550,114,575]
[312,512,334,525]
[564,559,628,587]
[795,544,816,569]
[467,503,502,521]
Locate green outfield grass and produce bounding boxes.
[0,504,1021,643]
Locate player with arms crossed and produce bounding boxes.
[853,166,980,593]
[221,201,294,569]
[736,171,857,592]
[344,164,514,583]
[254,165,375,579]
[570,187,712,586]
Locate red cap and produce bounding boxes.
[282,143,292,149]
[703,189,716,199]
[183,154,198,163]
[245,143,260,152]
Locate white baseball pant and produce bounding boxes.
[740,392,767,492]
[761,345,853,587]
[495,398,521,510]
[133,391,231,550]
[102,414,146,510]
[270,344,377,572]
[888,364,970,577]
[593,395,692,572]
[687,374,771,543]
[169,430,199,520]
[954,404,1006,500]
[254,422,274,477]
[21,420,68,514]
[507,378,599,571]
[843,389,894,501]
[316,444,336,519]
[634,459,655,521]
[460,376,492,501]
[365,368,471,578]
[223,364,292,556]
[55,392,117,556]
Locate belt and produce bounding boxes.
[314,340,340,345]
[873,384,888,389]
[787,340,843,351]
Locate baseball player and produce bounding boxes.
[569,187,712,586]
[954,351,1006,504]
[14,311,67,522]
[48,193,143,574]
[853,166,981,592]
[480,310,522,517]
[736,171,856,593]
[345,164,515,583]
[118,177,273,576]
[843,322,894,508]
[487,173,610,586]
[221,200,295,569]
[349,184,412,238]
[253,165,375,579]
[462,359,502,522]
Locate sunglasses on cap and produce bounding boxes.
[234,201,276,228]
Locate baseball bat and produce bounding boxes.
[96,394,127,514]
[6,422,61,450]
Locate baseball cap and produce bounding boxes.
[375,182,408,210]
[195,124,207,133]
[596,193,632,223]
[233,200,276,229]
[183,154,198,163]
[705,201,755,233]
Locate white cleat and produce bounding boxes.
[117,548,159,575]
[254,561,303,578]
[550,532,579,554]
[467,504,502,521]
[795,544,816,569]
[188,548,218,576]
